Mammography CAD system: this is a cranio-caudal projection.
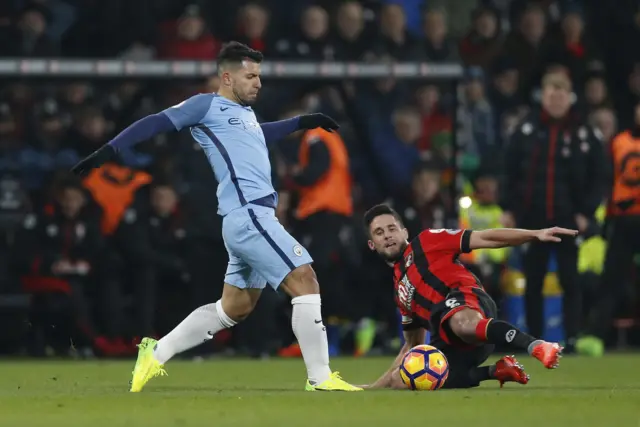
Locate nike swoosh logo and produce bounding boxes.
[220,107,228,111]
[203,331,214,343]
[314,319,322,324]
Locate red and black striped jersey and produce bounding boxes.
[393,228,482,329]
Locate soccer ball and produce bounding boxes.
[399,344,449,390]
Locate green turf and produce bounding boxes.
[0,355,639,427]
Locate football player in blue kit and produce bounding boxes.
[72,42,362,393]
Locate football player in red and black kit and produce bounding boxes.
[362,204,575,389]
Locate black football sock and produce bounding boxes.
[470,366,494,383]
[442,366,494,389]
[476,318,542,353]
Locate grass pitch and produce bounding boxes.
[0,354,638,427]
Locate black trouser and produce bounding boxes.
[439,344,494,389]
[587,216,640,339]
[523,239,580,342]
[28,279,94,354]
[136,254,212,338]
[297,212,350,319]
[233,287,280,356]
[98,250,126,339]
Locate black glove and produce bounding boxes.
[71,144,117,176]
[298,113,340,132]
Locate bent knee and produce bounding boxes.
[448,309,484,343]
[221,287,259,322]
[281,264,319,297]
[230,303,254,321]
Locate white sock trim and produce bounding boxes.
[215,299,237,327]
[291,294,321,305]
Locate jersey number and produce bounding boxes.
[430,229,460,235]
[445,298,461,309]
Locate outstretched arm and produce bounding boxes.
[106,113,175,153]
[261,113,340,145]
[364,328,426,390]
[71,94,213,176]
[260,117,300,144]
[468,227,578,250]
[108,93,212,152]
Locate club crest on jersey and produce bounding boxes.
[293,245,303,257]
[397,275,415,311]
[404,252,413,268]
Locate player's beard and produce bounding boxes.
[379,241,408,264]
[232,88,255,106]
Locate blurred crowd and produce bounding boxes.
[0,0,640,358]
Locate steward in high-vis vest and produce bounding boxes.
[82,163,152,236]
[459,172,508,301]
[290,127,353,354]
[294,128,352,221]
[578,101,640,356]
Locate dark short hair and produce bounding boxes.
[363,204,404,235]
[55,177,86,198]
[217,41,263,73]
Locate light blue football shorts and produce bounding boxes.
[221,204,313,289]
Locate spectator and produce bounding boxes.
[458,67,496,163]
[501,70,605,352]
[0,102,22,173]
[415,84,453,155]
[68,106,111,156]
[490,57,525,145]
[459,6,503,69]
[583,73,612,114]
[0,4,58,57]
[589,106,617,143]
[114,181,208,337]
[103,82,149,130]
[119,40,156,61]
[381,0,423,36]
[17,179,103,356]
[371,3,421,60]
[273,5,333,60]
[283,105,354,356]
[369,105,422,195]
[428,0,475,37]
[22,98,78,199]
[543,5,601,94]
[420,7,459,62]
[333,1,369,61]
[578,101,640,356]
[619,63,640,128]
[459,170,508,299]
[503,4,550,96]
[156,5,220,60]
[391,161,450,238]
[234,3,270,54]
[14,0,77,42]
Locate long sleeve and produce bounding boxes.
[108,93,214,152]
[500,128,524,212]
[107,113,176,152]
[579,128,606,217]
[261,117,300,144]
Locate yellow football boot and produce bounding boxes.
[304,372,363,391]
[129,337,167,392]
